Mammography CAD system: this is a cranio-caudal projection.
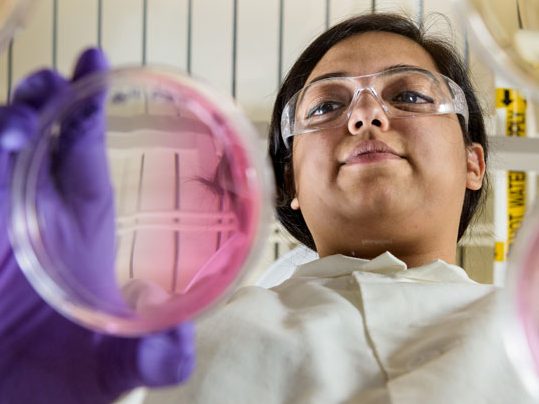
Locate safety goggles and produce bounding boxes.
[281,66,469,148]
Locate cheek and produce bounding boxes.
[407,118,465,158]
[404,121,468,183]
[292,136,338,194]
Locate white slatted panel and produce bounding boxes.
[101,0,143,65]
[423,0,465,50]
[281,0,326,81]
[376,0,418,17]
[11,0,53,88]
[424,0,495,119]
[0,47,9,102]
[236,0,279,122]
[56,0,98,75]
[0,0,434,116]
[330,0,372,25]
[191,0,233,95]
[146,0,188,69]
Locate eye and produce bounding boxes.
[306,101,345,118]
[392,91,433,104]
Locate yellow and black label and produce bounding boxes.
[496,88,527,252]
[507,171,526,247]
[495,88,527,138]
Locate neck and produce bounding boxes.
[315,234,458,269]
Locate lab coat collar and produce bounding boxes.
[292,251,474,283]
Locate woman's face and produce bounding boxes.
[291,32,485,263]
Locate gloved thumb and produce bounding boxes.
[97,323,195,396]
[137,322,196,386]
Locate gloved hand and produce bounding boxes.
[0,48,195,403]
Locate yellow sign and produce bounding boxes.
[495,88,527,137]
[496,88,527,251]
[507,171,526,247]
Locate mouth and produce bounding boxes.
[343,139,403,165]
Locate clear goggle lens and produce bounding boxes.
[281,67,468,147]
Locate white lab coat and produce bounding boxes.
[143,252,536,403]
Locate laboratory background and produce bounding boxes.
[2,0,538,288]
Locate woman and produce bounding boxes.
[145,13,533,404]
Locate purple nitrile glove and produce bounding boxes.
[0,48,194,404]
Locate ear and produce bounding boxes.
[290,197,300,210]
[466,142,486,191]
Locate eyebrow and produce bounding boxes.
[307,64,433,84]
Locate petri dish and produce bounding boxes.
[454,0,539,100]
[10,67,272,336]
[0,0,35,52]
[454,0,539,396]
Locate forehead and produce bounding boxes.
[306,31,440,83]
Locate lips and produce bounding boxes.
[344,139,403,164]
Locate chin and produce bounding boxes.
[346,191,406,218]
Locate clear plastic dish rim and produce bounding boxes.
[453,0,539,101]
[9,65,274,336]
[504,202,539,399]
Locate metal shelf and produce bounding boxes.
[489,136,539,171]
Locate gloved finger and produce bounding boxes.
[55,47,110,200]
[8,68,69,193]
[6,69,69,202]
[2,69,66,192]
[72,47,110,82]
[12,69,69,112]
[58,47,109,148]
[97,322,196,396]
[50,46,112,256]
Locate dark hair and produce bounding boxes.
[268,12,488,250]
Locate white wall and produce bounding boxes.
[1,0,505,284]
[1,0,494,117]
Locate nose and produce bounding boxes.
[347,89,390,134]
